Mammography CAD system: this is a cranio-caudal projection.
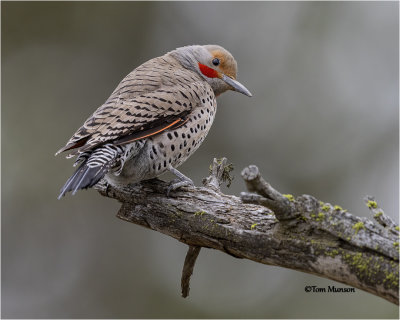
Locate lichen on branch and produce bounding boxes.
[95,158,399,304]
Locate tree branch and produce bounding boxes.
[94,159,399,305]
[181,245,201,298]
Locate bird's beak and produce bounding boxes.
[221,74,252,97]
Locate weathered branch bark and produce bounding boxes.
[94,159,399,305]
[181,245,201,298]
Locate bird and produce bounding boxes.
[56,44,252,199]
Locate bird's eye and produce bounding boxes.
[212,58,220,66]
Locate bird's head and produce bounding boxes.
[171,45,252,97]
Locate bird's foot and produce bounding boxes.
[166,165,195,196]
[166,178,194,197]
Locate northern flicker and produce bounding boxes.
[56,45,252,199]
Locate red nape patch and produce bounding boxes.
[198,63,219,78]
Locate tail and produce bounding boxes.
[58,144,124,199]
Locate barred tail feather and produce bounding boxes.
[58,144,124,199]
[57,163,109,199]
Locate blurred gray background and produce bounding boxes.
[2,1,399,318]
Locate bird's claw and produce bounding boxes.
[166,178,195,197]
